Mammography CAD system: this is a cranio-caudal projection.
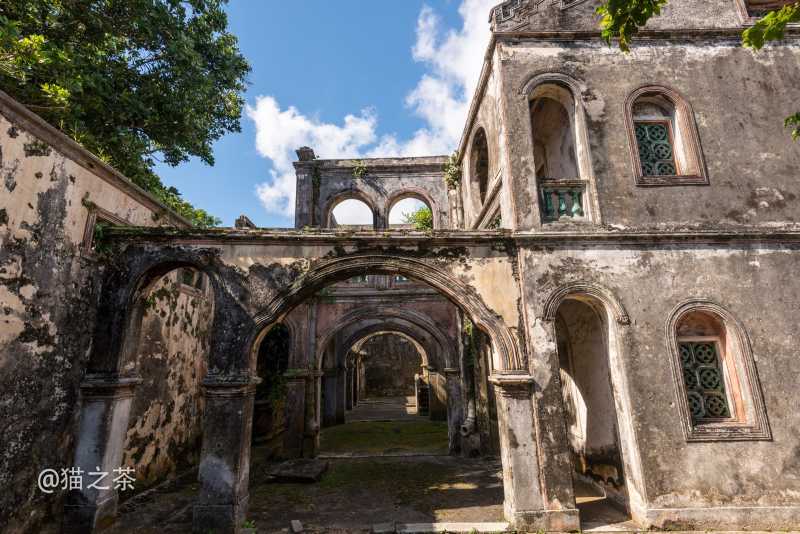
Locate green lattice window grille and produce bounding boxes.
[679,340,732,422]
[634,120,677,176]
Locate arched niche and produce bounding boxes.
[522,74,599,224]
[469,127,490,208]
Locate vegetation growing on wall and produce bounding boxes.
[402,206,434,231]
[0,1,251,226]
[597,0,800,139]
[352,159,368,179]
[443,151,461,190]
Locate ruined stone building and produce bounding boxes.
[1,0,800,532]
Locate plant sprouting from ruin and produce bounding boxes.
[402,206,434,231]
[443,151,461,190]
[352,160,368,179]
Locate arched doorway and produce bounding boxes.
[251,323,291,455]
[553,296,638,529]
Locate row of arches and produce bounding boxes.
[327,191,438,229]
[464,76,708,224]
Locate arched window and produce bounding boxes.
[667,300,770,441]
[626,86,708,186]
[388,196,433,230]
[470,128,490,204]
[329,198,374,229]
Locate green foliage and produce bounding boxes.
[597,0,799,141]
[91,220,113,255]
[402,205,433,231]
[242,519,256,529]
[596,0,668,52]
[442,151,461,190]
[0,1,249,226]
[352,159,367,178]
[785,112,800,141]
[743,3,800,50]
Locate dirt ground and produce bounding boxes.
[104,414,504,533]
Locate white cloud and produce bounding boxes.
[250,0,495,220]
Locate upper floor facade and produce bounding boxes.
[294,0,800,233]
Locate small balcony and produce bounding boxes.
[539,179,587,222]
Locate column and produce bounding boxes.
[63,375,140,533]
[282,370,306,459]
[321,370,337,427]
[490,374,579,532]
[192,376,257,534]
[302,371,322,458]
[427,371,448,421]
[443,368,464,455]
[335,366,346,424]
[345,365,354,411]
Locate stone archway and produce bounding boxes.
[73,231,555,533]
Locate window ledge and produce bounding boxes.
[636,174,709,187]
[685,421,772,442]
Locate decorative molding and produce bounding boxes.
[624,84,709,187]
[493,0,590,24]
[80,375,142,399]
[665,298,771,442]
[202,375,260,397]
[489,373,535,398]
[541,281,630,325]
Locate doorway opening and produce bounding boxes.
[554,298,636,530]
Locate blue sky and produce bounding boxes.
[154,1,496,227]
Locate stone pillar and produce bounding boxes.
[303,371,322,457]
[282,371,306,459]
[358,360,366,400]
[443,368,464,455]
[335,366,346,424]
[193,376,257,534]
[63,375,140,533]
[321,370,337,427]
[345,365,354,410]
[490,374,579,532]
[428,371,448,421]
[352,365,358,406]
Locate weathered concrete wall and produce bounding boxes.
[294,156,451,229]
[491,0,744,33]
[121,272,212,487]
[359,333,422,397]
[0,94,188,532]
[521,241,800,526]
[496,38,800,230]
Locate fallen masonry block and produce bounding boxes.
[266,459,329,483]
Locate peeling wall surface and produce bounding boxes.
[122,272,212,487]
[0,95,194,532]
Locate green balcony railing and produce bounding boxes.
[540,180,587,222]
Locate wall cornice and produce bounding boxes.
[104,226,800,248]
